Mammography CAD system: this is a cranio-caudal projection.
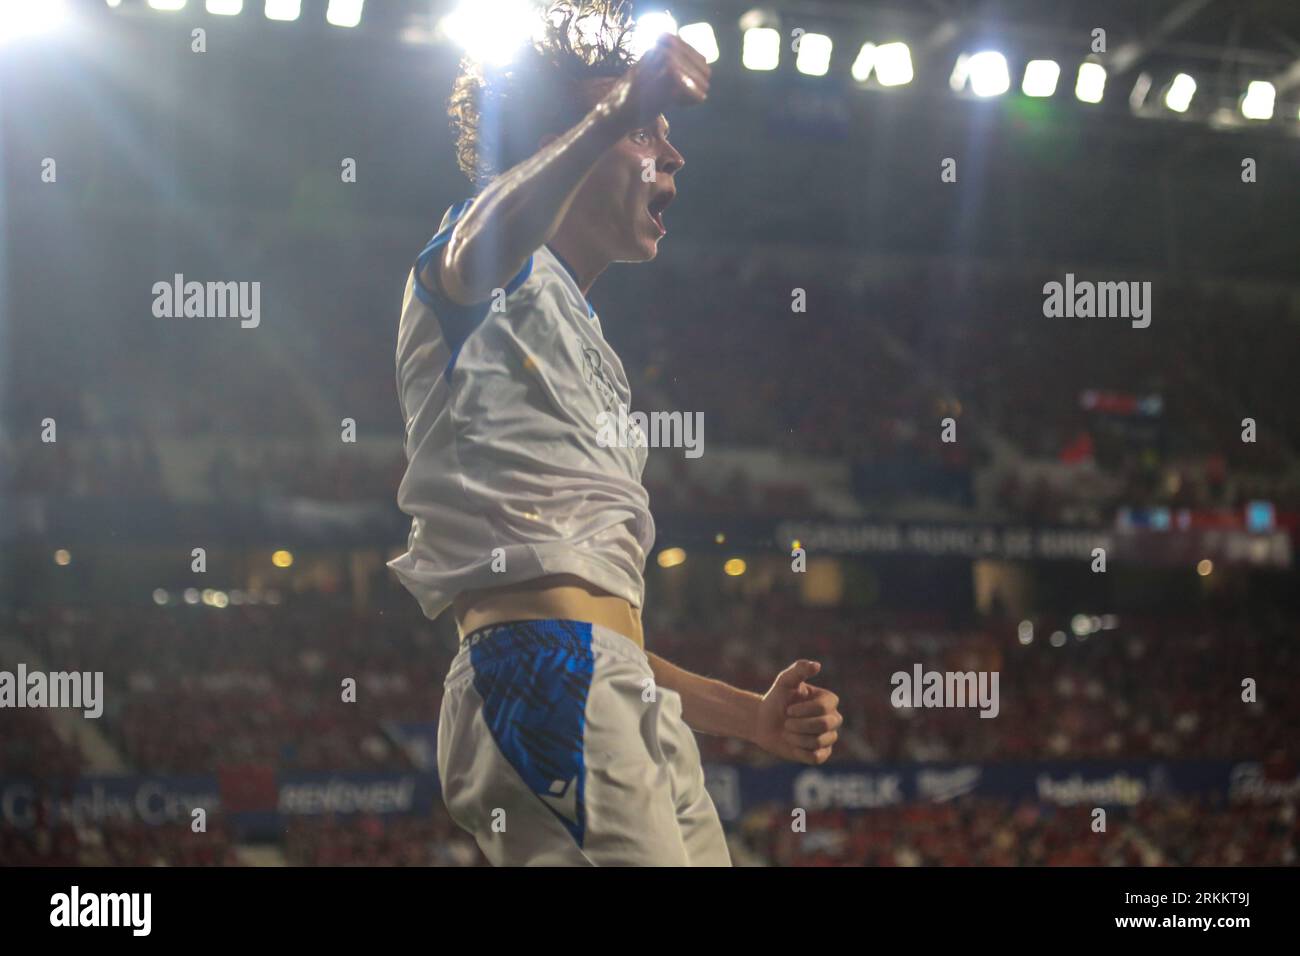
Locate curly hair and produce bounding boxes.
[448,1,637,188]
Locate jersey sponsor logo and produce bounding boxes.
[536,775,580,826]
[582,347,622,413]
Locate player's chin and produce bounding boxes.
[625,216,662,260]
[621,236,660,262]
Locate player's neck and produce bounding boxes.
[547,230,606,296]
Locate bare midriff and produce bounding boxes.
[452,573,644,649]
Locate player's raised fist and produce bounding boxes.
[600,33,710,131]
[751,660,844,766]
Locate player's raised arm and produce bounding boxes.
[431,33,709,306]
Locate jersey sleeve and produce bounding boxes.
[411,199,534,346]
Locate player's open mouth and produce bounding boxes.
[647,190,673,236]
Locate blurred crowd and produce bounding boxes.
[732,796,1298,867]
[6,259,1298,524]
[0,821,240,867]
[4,595,1295,776]
[9,603,446,775]
[654,600,1299,765]
[7,796,1293,867]
[3,593,1296,866]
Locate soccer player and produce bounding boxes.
[390,1,842,866]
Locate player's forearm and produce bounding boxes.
[646,651,761,741]
[437,104,625,303]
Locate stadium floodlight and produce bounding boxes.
[207,0,243,14]
[967,51,1010,97]
[794,32,832,76]
[106,0,122,8]
[1164,72,1195,112]
[1240,80,1275,119]
[632,11,677,58]
[678,22,718,64]
[325,0,363,29]
[0,0,68,41]
[873,41,912,86]
[741,27,780,71]
[147,0,187,10]
[441,0,535,66]
[1075,62,1106,103]
[264,0,300,20]
[1022,59,1059,97]
[850,42,875,82]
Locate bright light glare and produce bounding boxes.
[265,0,300,20]
[678,22,718,64]
[1022,59,1059,97]
[1240,80,1275,120]
[0,0,69,40]
[794,32,832,76]
[874,42,912,86]
[657,547,687,568]
[207,0,242,14]
[325,0,363,28]
[850,42,875,82]
[147,0,187,10]
[632,11,676,57]
[723,558,747,576]
[1164,72,1195,112]
[442,0,536,66]
[742,26,779,71]
[1076,61,1106,103]
[967,51,1010,97]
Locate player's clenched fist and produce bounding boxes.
[752,660,843,765]
[599,33,710,130]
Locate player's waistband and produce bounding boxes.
[446,618,647,684]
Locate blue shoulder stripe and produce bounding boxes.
[410,200,533,379]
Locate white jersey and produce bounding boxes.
[389,199,656,621]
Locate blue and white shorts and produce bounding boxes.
[436,619,732,866]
